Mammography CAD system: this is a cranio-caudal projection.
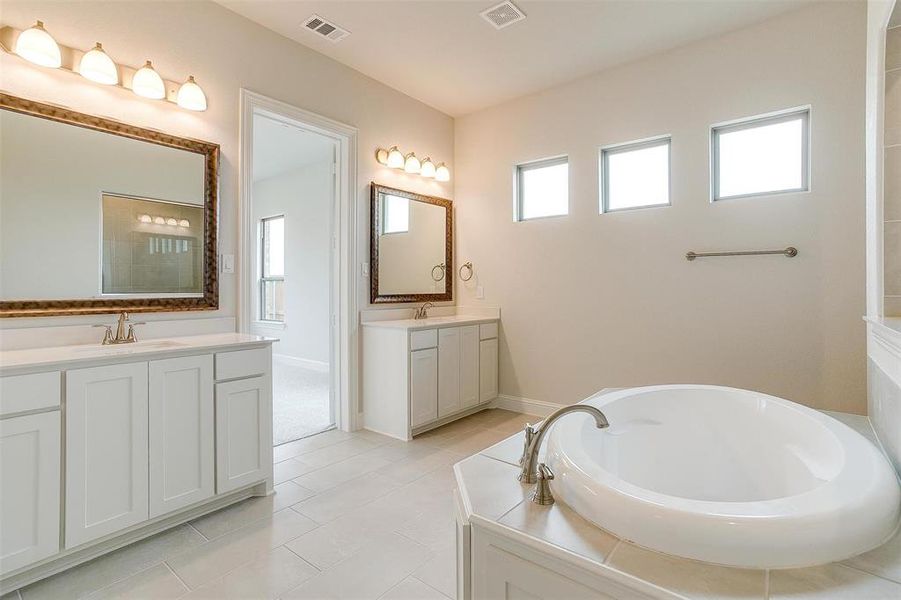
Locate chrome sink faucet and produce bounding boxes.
[93,312,145,345]
[518,404,610,484]
[413,302,434,320]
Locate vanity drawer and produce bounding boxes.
[215,348,268,381]
[410,329,438,351]
[0,371,61,416]
[479,322,498,340]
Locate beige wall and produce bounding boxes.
[454,1,868,413]
[886,26,901,316]
[0,0,453,332]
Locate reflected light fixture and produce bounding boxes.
[132,60,166,100]
[79,42,117,84]
[386,146,404,169]
[420,157,436,178]
[166,217,178,226]
[137,214,152,223]
[404,152,421,174]
[178,219,190,227]
[153,216,166,225]
[15,20,61,68]
[177,75,207,111]
[435,163,450,182]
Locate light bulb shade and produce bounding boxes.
[177,76,207,111]
[178,219,190,227]
[386,146,404,169]
[404,153,421,174]
[138,214,152,223]
[132,61,166,100]
[15,21,61,68]
[435,163,450,182]
[420,158,436,178]
[375,148,389,165]
[153,216,166,225]
[166,217,178,226]
[79,43,118,85]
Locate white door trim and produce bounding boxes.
[238,89,359,432]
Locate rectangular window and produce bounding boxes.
[601,137,670,212]
[260,215,285,323]
[712,108,809,201]
[381,194,409,234]
[515,156,569,221]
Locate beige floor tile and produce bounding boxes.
[441,427,514,456]
[352,429,397,446]
[843,527,901,584]
[21,525,205,600]
[479,431,525,466]
[83,564,188,600]
[290,473,401,523]
[180,547,318,599]
[281,533,432,600]
[189,482,316,540]
[295,438,379,471]
[606,542,766,600]
[274,457,317,484]
[770,563,901,599]
[378,577,449,600]
[383,449,462,486]
[411,542,455,598]
[395,495,456,551]
[166,509,317,590]
[285,518,400,571]
[273,429,355,463]
[292,453,391,492]
[369,440,444,463]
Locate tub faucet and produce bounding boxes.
[518,404,609,484]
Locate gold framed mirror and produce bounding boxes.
[0,93,220,317]
[370,183,453,304]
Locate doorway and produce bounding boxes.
[239,90,359,445]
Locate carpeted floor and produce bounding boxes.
[272,357,333,446]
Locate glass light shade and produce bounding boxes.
[166,217,178,226]
[404,153,421,174]
[435,163,450,182]
[153,216,166,225]
[132,61,165,100]
[420,158,436,178]
[15,21,61,68]
[79,43,117,85]
[138,214,152,223]
[178,219,190,227]
[386,146,404,169]
[177,75,207,111]
[375,148,389,165]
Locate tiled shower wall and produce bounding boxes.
[869,358,901,475]
[886,27,901,315]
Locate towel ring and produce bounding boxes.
[459,261,473,282]
[431,263,446,281]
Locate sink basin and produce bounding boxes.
[546,385,901,569]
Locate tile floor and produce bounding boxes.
[12,409,531,600]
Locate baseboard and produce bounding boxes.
[491,394,561,417]
[273,353,329,372]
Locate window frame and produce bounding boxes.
[711,107,810,202]
[259,214,285,324]
[599,135,672,214]
[514,155,570,222]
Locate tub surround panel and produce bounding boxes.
[869,357,901,476]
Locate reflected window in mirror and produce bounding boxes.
[382,195,410,234]
[260,215,285,323]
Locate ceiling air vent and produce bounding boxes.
[480,1,526,30]
[302,14,350,43]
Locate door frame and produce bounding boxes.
[239,89,359,432]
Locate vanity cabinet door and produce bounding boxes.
[438,328,462,418]
[149,355,214,518]
[215,376,272,494]
[0,411,61,573]
[66,362,149,548]
[410,348,438,427]
[460,326,480,410]
[479,338,499,403]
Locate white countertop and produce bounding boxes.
[0,333,275,374]
[455,405,901,599]
[361,314,498,330]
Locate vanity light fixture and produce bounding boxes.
[79,42,117,85]
[404,152,421,174]
[386,146,405,169]
[132,60,166,100]
[177,75,207,112]
[178,219,190,227]
[14,20,61,68]
[420,157,436,178]
[165,217,178,226]
[137,214,153,224]
[153,216,166,225]
[435,162,450,182]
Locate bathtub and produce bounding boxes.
[545,385,901,569]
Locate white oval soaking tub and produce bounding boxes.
[545,385,901,569]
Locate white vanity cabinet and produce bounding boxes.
[363,316,500,440]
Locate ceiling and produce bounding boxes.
[219,0,815,116]
[253,114,335,181]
